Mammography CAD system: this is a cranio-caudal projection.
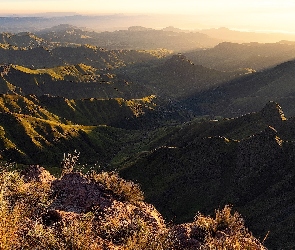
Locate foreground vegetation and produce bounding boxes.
[0,159,265,249]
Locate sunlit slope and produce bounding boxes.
[0,93,156,164]
[0,94,61,122]
[0,110,132,165]
[35,94,156,127]
[0,32,49,49]
[185,41,295,72]
[0,44,169,69]
[0,64,151,99]
[0,93,156,125]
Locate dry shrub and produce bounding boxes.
[0,167,153,250]
[195,205,266,250]
[98,203,175,250]
[124,224,175,250]
[25,213,104,250]
[0,165,266,250]
[0,171,105,249]
[0,168,53,249]
[88,171,144,203]
[0,197,24,249]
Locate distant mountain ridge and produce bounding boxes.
[181,58,295,117]
[0,15,154,33]
[200,27,295,43]
[36,25,221,51]
[185,41,295,71]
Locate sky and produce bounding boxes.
[1,0,295,33]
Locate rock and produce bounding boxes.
[21,165,56,184]
[50,172,113,213]
[171,223,203,249]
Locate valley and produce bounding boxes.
[1,23,295,249]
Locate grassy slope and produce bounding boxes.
[0,94,157,165]
[119,103,295,249]
[0,92,292,249]
[0,111,123,164]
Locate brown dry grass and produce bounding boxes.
[194,205,267,250]
[0,165,266,250]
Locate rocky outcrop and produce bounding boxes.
[15,165,266,249]
[172,223,203,249]
[49,172,114,213]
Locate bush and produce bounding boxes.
[0,164,265,250]
[88,170,144,203]
[194,205,266,249]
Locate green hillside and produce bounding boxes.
[1,28,295,249]
[0,63,153,99]
[0,111,124,165]
[119,102,295,249]
[0,93,158,165]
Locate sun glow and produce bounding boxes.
[1,0,295,33]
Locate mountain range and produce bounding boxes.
[182,59,295,118]
[36,24,221,51]
[184,41,295,71]
[200,27,295,43]
[1,25,295,248]
[120,101,295,248]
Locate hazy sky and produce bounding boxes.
[1,0,295,33]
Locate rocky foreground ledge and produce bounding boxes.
[0,165,266,249]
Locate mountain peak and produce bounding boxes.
[127,26,153,32]
[260,101,286,125]
[165,54,194,68]
[40,24,79,33]
[162,26,184,32]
